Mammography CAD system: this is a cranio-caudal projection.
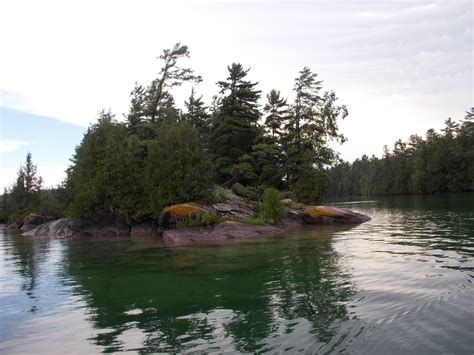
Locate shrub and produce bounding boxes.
[200,186,227,204]
[175,211,220,228]
[258,188,283,224]
[232,183,262,200]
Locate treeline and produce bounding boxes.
[328,111,474,197]
[1,43,347,223]
[1,153,68,221]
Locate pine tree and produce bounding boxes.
[210,63,262,182]
[283,67,347,193]
[263,89,288,138]
[146,43,202,123]
[183,88,210,146]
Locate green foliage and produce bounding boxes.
[126,43,202,126]
[4,45,353,224]
[282,67,347,186]
[197,186,227,205]
[294,168,330,204]
[235,137,285,188]
[258,188,283,223]
[143,123,214,218]
[231,183,262,200]
[263,89,288,138]
[223,215,266,226]
[183,87,210,147]
[4,153,44,221]
[210,63,262,182]
[328,111,474,197]
[66,110,143,220]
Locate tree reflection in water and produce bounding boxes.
[2,232,51,314]
[63,226,356,352]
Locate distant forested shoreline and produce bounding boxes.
[1,43,472,224]
[328,113,474,198]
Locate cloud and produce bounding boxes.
[0,168,17,190]
[0,0,471,160]
[37,165,67,188]
[0,90,32,112]
[0,140,28,153]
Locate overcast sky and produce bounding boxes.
[0,0,472,189]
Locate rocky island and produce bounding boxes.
[14,189,369,247]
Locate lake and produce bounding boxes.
[1,194,473,354]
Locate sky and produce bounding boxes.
[0,0,472,189]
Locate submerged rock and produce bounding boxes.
[163,221,283,246]
[302,206,370,225]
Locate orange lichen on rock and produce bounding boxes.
[162,204,204,217]
[302,205,370,225]
[159,203,209,228]
[303,206,343,218]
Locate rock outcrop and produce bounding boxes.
[23,218,76,237]
[159,203,210,228]
[210,189,256,219]
[23,215,130,237]
[20,187,370,242]
[6,213,55,232]
[302,206,370,225]
[163,221,283,246]
[130,223,160,237]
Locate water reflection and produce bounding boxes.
[62,228,355,352]
[0,232,51,313]
[1,193,473,353]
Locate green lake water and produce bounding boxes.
[1,194,473,354]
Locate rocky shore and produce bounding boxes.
[12,190,370,246]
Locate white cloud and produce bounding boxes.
[0,0,471,159]
[0,140,28,153]
[37,165,67,188]
[0,168,17,190]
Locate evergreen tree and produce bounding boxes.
[143,123,213,217]
[10,153,42,214]
[66,110,143,220]
[282,67,347,201]
[263,89,288,138]
[183,87,210,147]
[328,110,474,197]
[0,188,10,221]
[125,43,202,126]
[126,84,147,127]
[146,43,202,123]
[210,63,262,182]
